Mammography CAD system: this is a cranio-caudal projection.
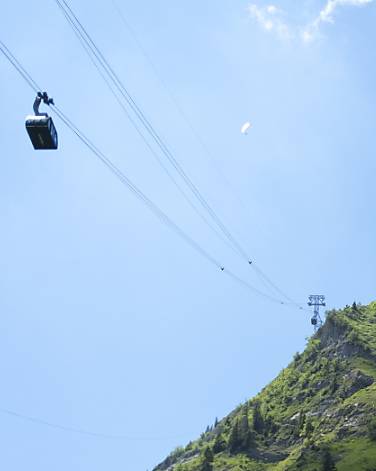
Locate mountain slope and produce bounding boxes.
[153,301,376,471]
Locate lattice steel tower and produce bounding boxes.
[308,295,326,332]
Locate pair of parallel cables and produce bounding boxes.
[0,39,290,307]
[52,0,304,310]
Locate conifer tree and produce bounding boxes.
[238,412,250,449]
[303,416,314,438]
[200,447,214,471]
[228,420,240,454]
[321,448,337,471]
[213,433,226,454]
[252,401,264,433]
[298,411,306,433]
[368,418,376,441]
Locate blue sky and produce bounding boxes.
[1,1,375,470]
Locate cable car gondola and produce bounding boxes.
[25,92,58,150]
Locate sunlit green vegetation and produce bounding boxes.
[154,301,376,471]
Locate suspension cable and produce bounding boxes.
[0,38,309,312]
[110,4,307,309]
[53,104,307,310]
[111,0,254,227]
[54,1,238,255]
[55,0,252,262]
[54,0,305,307]
[0,407,188,441]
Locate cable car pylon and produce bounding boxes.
[308,295,326,332]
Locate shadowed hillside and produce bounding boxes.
[154,301,376,471]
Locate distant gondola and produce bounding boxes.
[25,92,58,150]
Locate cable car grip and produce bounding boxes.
[33,91,54,116]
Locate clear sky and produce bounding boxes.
[1,1,375,470]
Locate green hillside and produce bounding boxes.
[153,301,376,471]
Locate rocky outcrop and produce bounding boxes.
[340,370,374,398]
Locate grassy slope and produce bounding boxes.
[154,302,376,471]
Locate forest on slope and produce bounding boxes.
[154,301,376,471]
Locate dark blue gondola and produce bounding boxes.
[25,92,58,150]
